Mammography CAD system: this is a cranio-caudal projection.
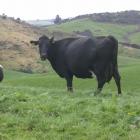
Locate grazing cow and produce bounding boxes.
[0,65,4,82]
[30,35,121,95]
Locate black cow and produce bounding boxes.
[30,35,121,95]
[0,65,4,82]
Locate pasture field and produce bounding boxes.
[48,18,140,43]
[0,55,140,140]
[129,32,140,44]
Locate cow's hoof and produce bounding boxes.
[94,89,101,96]
[117,93,122,96]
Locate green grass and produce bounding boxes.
[129,32,140,44]
[0,55,140,140]
[0,16,140,139]
[118,47,140,59]
[48,18,138,42]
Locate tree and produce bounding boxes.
[54,15,62,24]
[16,18,21,23]
[2,13,7,19]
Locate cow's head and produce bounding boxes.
[30,35,54,61]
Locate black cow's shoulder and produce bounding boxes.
[55,37,79,47]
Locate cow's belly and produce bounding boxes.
[74,73,91,78]
[67,59,96,78]
[73,69,96,79]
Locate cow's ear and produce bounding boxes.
[50,36,54,44]
[30,40,39,45]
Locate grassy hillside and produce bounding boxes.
[0,17,51,72]
[0,55,140,140]
[1,14,140,140]
[1,17,140,72]
[48,18,140,44]
[129,32,140,44]
[118,47,140,59]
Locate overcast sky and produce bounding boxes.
[0,0,139,20]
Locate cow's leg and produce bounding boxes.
[113,67,121,95]
[95,76,106,95]
[97,78,106,93]
[66,76,73,92]
[0,67,4,82]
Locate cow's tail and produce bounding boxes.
[106,36,118,83]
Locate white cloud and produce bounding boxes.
[0,0,139,20]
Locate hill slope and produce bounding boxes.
[70,10,140,24]
[1,16,140,73]
[0,17,51,72]
[48,18,140,44]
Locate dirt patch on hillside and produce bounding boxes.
[0,17,53,73]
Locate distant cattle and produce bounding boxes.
[30,35,121,95]
[0,65,4,82]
